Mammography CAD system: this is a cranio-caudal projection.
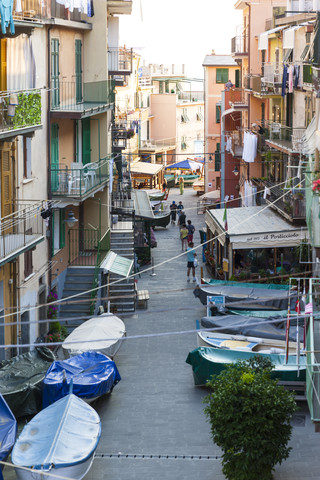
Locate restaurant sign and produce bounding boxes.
[230,229,308,248]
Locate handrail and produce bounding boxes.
[89,228,110,315]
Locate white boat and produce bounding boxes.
[62,313,126,358]
[11,393,101,480]
[197,331,302,355]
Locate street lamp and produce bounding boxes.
[232,166,239,176]
[64,209,78,228]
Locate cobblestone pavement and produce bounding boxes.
[5,187,320,480]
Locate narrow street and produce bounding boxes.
[85,187,320,480]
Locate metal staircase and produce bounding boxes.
[109,223,136,313]
[58,266,95,333]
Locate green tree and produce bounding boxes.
[203,356,297,480]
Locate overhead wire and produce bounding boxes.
[0,175,304,322]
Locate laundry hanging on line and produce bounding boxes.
[242,131,257,163]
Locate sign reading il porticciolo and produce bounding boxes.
[230,229,307,248]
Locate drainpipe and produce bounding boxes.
[245,2,251,128]
[47,24,53,290]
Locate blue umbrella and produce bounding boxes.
[165,159,201,170]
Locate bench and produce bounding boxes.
[137,290,149,309]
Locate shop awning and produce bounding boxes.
[130,161,163,176]
[206,206,308,249]
[101,251,133,277]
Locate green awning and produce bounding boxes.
[101,251,133,277]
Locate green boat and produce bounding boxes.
[186,347,306,386]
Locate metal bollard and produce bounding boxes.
[150,256,156,276]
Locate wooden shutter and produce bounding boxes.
[216,105,220,123]
[24,228,33,278]
[51,123,59,191]
[75,39,82,103]
[1,146,12,232]
[51,39,60,107]
[82,118,91,165]
[235,69,240,88]
[59,208,65,248]
[0,39,7,91]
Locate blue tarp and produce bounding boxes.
[0,393,16,462]
[12,394,101,469]
[42,351,121,408]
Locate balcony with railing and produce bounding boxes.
[51,156,111,200]
[225,88,248,111]
[252,178,306,222]
[0,90,42,139]
[231,35,248,56]
[107,0,132,15]
[108,47,133,78]
[140,137,176,151]
[12,0,45,22]
[0,201,45,267]
[229,130,243,157]
[50,80,115,118]
[264,121,306,154]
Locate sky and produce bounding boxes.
[119,0,242,79]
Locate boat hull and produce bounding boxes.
[186,347,306,386]
[15,452,95,480]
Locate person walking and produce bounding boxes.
[187,241,197,282]
[179,176,184,195]
[187,219,195,243]
[177,201,184,217]
[180,224,188,251]
[178,210,186,227]
[170,200,177,225]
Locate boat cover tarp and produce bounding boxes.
[194,285,297,310]
[0,393,17,461]
[200,315,303,342]
[186,347,306,386]
[62,313,126,357]
[42,351,121,408]
[203,279,290,290]
[0,347,55,418]
[12,394,101,469]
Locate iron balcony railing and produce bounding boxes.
[227,88,247,107]
[231,35,248,55]
[108,47,133,74]
[68,227,110,267]
[0,201,45,266]
[262,63,283,84]
[51,79,115,111]
[51,156,111,199]
[12,0,45,21]
[0,90,41,136]
[254,178,306,222]
[264,121,306,154]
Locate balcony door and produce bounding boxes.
[82,118,91,165]
[75,39,82,103]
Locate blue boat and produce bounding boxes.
[12,393,101,480]
[0,393,17,480]
[42,351,121,407]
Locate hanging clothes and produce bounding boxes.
[226,136,232,152]
[0,0,15,35]
[288,64,294,93]
[294,65,300,88]
[281,64,288,97]
[242,131,257,163]
[87,0,94,17]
